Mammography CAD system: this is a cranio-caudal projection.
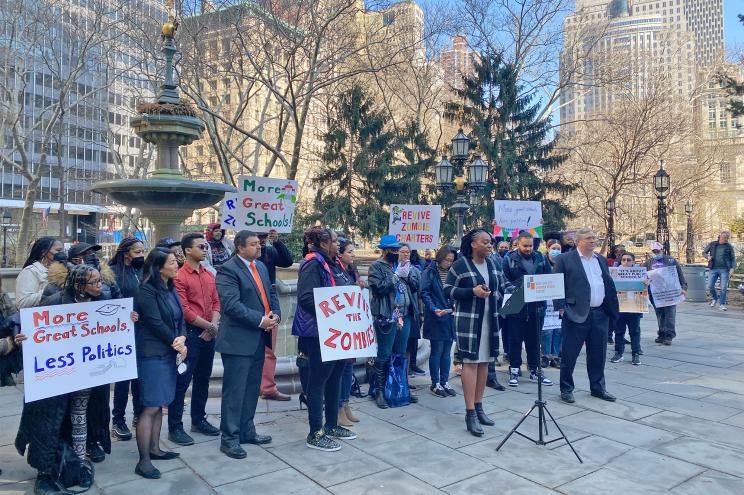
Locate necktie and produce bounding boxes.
[249,261,271,316]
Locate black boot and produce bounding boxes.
[375,360,388,409]
[465,410,484,437]
[34,473,62,495]
[474,402,495,426]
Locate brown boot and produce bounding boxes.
[343,401,359,422]
[337,406,353,427]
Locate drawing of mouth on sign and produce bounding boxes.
[96,304,125,316]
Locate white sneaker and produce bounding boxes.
[709,300,717,308]
[508,368,519,387]
[720,305,727,311]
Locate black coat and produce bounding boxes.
[368,260,421,331]
[502,250,553,320]
[420,265,455,341]
[258,240,294,284]
[552,250,619,323]
[134,282,186,358]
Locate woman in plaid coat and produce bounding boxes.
[445,229,512,437]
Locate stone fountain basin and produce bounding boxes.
[91,178,235,210]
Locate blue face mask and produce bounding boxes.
[549,249,561,258]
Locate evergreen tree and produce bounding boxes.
[445,51,573,234]
[719,15,744,118]
[313,85,423,239]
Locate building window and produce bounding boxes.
[721,163,734,184]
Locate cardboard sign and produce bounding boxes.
[20,298,136,403]
[388,205,441,249]
[493,200,542,239]
[313,286,377,362]
[610,266,649,313]
[648,266,685,308]
[524,274,565,302]
[220,175,298,233]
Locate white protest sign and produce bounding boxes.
[20,298,136,403]
[313,286,377,362]
[524,274,565,302]
[610,266,649,313]
[388,204,441,249]
[648,265,685,308]
[493,200,543,238]
[220,175,298,233]
[543,300,561,330]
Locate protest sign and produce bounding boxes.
[220,175,298,233]
[313,286,377,362]
[543,300,561,330]
[648,265,686,308]
[20,298,136,403]
[524,274,565,302]
[388,205,441,249]
[493,200,542,239]
[610,266,649,313]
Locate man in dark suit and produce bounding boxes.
[216,230,281,459]
[552,227,619,404]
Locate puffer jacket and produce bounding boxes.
[43,262,122,301]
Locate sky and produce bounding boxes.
[724,0,743,56]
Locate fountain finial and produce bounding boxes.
[162,0,178,38]
[157,0,180,104]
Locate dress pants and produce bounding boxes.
[220,349,265,446]
[560,308,609,395]
[112,379,141,426]
[653,305,677,340]
[169,328,215,431]
[261,326,280,396]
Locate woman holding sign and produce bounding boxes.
[293,227,356,452]
[444,229,512,437]
[133,248,187,479]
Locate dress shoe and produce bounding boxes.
[191,419,220,436]
[220,443,247,459]
[135,464,162,479]
[486,378,506,391]
[560,392,575,403]
[168,428,195,446]
[591,391,616,402]
[87,443,106,463]
[149,451,180,460]
[465,410,484,437]
[240,433,272,445]
[262,391,291,401]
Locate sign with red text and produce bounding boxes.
[388,204,441,249]
[220,175,298,233]
[20,298,136,403]
[313,286,377,362]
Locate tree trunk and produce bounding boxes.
[15,175,41,266]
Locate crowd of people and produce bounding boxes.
[0,224,736,492]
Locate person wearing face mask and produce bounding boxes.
[15,236,63,309]
[108,237,146,440]
[542,239,563,368]
[368,235,420,409]
[644,242,687,346]
[610,252,645,365]
[205,223,235,269]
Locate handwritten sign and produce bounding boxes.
[20,298,136,403]
[220,175,298,233]
[610,266,649,313]
[524,274,565,302]
[313,286,377,362]
[493,200,542,239]
[388,205,441,249]
[648,266,685,308]
[543,300,561,330]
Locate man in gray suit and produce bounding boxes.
[553,228,619,404]
[216,230,281,459]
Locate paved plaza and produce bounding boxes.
[2,302,744,494]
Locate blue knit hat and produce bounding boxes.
[378,235,401,249]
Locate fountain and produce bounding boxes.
[91,5,234,240]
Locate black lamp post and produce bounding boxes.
[1,209,11,267]
[606,197,616,252]
[654,160,671,255]
[685,200,694,264]
[435,129,489,242]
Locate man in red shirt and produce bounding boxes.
[168,233,222,445]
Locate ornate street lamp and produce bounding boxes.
[654,160,671,255]
[468,155,488,189]
[606,197,616,251]
[685,199,694,263]
[451,128,470,161]
[435,156,454,188]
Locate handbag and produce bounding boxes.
[56,441,94,493]
[384,354,411,407]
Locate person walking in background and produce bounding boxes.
[168,233,221,446]
[258,229,293,402]
[445,229,511,437]
[133,248,187,479]
[15,236,63,309]
[421,246,458,398]
[610,252,645,365]
[553,228,619,405]
[293,227,357,451]
[704,231,736,311]
[645,242,687,346]
[205,223,234,269]
[216,230,278,459]
[108,237,146,441]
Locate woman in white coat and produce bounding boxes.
[15,236,63,309]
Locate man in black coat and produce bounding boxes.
[216,230,281,459]
[552,228,619,404]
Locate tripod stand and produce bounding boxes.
[495,310,583,463]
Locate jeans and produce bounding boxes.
[338,361,353,407]
[560,308,609,395]
[709,268,730,305]
[507,314,542,371]
[542,325,561,358]
[614,313,641,354]
[407,337,419,370]
[112,379,142,426]
[428,339,453,386]
[654,305,677,340]
[301,336,344,435]
[168,328,216,431]
[376,316,411,365]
